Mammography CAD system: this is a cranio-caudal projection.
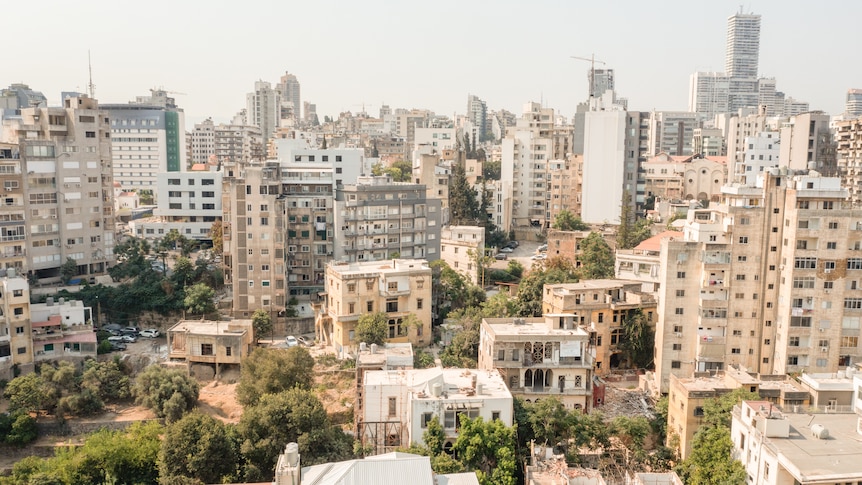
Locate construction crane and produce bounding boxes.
[570,54,606,98]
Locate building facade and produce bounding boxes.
[440,226,485,285]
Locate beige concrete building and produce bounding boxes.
[0,95,116,283]
[795,372,855,410]
[643,152,727,203]
[0,274,32,380]
[541,280,657,374]
[30,297,96,363]
[354,343,414,444]
[544,229,590,267]
[835,116,862,206]
[547,155,583,224]
[667,368,807,460]
[615,231,682,292]
[167,319,253,376]
[221,161,287,317]
[440,225,485,285]
[318,259,432,358]
[479,314,594,410]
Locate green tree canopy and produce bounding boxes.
[238,388,351,480]
[453,416,517,485]
[578,232,615,279]
[131,365,200,423]
[251,308,273,342]
[552,210,590,231]
[236,347,315,407]
[4,373,47,414]
[158,412,240,484]
[449,163,484,225]
[356,312,388,346]
[515,257,580,316]
[618,309,655,369]
[183,282,216,317]
[60,257,78,285]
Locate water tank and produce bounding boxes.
[370,343,378,354]
[431,382,442,397]
[285,442,300,467]
[811,424,829,439]
[6,268,14,278]
[46,297,54,306]
[359,342,367,352]
[58,297,65,305]
[476,383,484,395]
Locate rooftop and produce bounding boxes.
[168,319,251,336]
[482,317,589,338]
[737,403,862,481]
[633,231,683,253]
[545,279,641,293]
[356,342,414,368]
[798,371,856,391]
[328,259,431,276]
[364,367,512,401]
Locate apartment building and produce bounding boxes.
[319,259,432,358]
[615,231,681,293]
[1,94,116,283]
[354,343,414,445]
[333,175,441,263]
[667,368,807,460]
[221,161,286,317]
[357,367,512,454]
[129,168,222,241]
[835,116,862,205]
[101,89,186,195]
[246,81,280,147]
[647,111,704,157]
[541,281,657,374]
[544,229,590,267]
[778,111,835,175]
[0,273,32,380]
[547,155,583,225]
[213,123,263,165]
[31,297,96,363]
[189,117,215,164]
[731,399,862,484]
[440,225,485,285]
[412,153,449,225]
[692,128,725,157]
[736,131,779,186]
[479,314,594,410]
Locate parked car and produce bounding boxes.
[537,244,548,252]
[531,253,547,260]
[122,326,140,334]
[285,335,298,347]
[122,334,137,343]
[107,336,126,343]
[494,253,508,260]
[109,342,127,352]
[500,247,514,253]
[297,336,309,347]
[139,329,160,338]
[504,241,519,249]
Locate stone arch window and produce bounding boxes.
[524,369,533,388]
[558,375,566,392]
[534,369,544,390]
[544,369,553,387]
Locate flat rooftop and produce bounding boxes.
[545,279,641,292]
[483,318,589,338]
[365,367,512,401]
[168,319,251,336]
[328,259,430,276]
[799,372,855,391]
[356,342,414,368]
[762,411,862,480]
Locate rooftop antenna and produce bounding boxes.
[87,50,95,98]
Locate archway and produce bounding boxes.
[534,369,544,391]
[544,369,553,387]
[524,369,533,388]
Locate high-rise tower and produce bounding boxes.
[725,10,761,79]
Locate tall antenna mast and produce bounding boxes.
[87,50,96,98]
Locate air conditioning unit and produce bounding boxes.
[675,332,683,337]
[825,268,833,274]
[819,328,826,332]
[821,347,828,352]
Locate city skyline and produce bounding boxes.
[4,0,862,127]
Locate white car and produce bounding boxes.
[139,329,160,338]
[500,247,514,253]
[286,335,299,347]
[107,336,126,343]
[531,253,547,260]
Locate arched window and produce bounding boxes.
[524,369,533,387]
[544,369,553,387]
[534,369,544,390]
[558,375,566,392]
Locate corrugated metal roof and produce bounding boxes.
[435,473,480,485]
[301,453,435,485]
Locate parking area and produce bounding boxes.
[490,240,543,270]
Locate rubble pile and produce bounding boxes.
[599,386,655,420]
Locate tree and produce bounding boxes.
[430,260,485,319]
[506,260,524,279]
[251,309,273,343]
[677,426,745,485]
[449,163,483,225]
[238,388,344,480]
[81,359,131,402]
[526,398,570,448]
[236,347,315,407]
[413,349,435,369]
[552,210,590,231]
[0,411,38,446]
[60,257,78,285]
[131,365,200,423]
[423,416,446,455]
[159,412,239,484]
[482,160,501,180]
[184,282,216,317]
[382,159,413,182]
[515,257,579,316]
[578,232,615,279]
[355,312,388,346]
[4,373,46,414]
[618,309,654,369]
[171,257,195,289]
[453,416,517,485]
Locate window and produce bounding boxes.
[677,271,686,279]
[738,236,748,244]
[674,308,684,315]
[417,298,423,310]
[790,316,812,327]
[367,301,373,312]
[676,290,685,297]
[735,274,746,281]
[388,397,397,417]
[349,303,355,314]
[848,258,862,270]
[201,343,213,356]
[841,336,859,348]
[795,257,817,269]
[789,337,800,346]
[829,222,839,229]
[421,412,433,428]
[844,299,862,310]
[672,343,682,351]
[225,347,232,357]
[671,361,681,369]
[386,299,398,312]
[827,241,837,250]
[492,411,501,421]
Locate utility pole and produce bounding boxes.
[570,54,607,98]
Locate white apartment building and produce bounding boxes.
[479,314,594,410]
[647,111,704,157]
[0,273,32,380]
[642,153,727,203]
[129,169,222,241]
[731,399,862,484]
[440,226,485,285]
[246,81,280,147]
[778,111,835,174]
[737,131,779,186]
[31,297,96,363]
[414,127,456,153]
[835,116,862,205]
[1,95,116,283]
[276,71,301,122]
[189,117,215,165]
[358,367,512,454]
[689,72,730,120]
[101,89,187,196]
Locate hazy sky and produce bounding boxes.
[5,0,861,128]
